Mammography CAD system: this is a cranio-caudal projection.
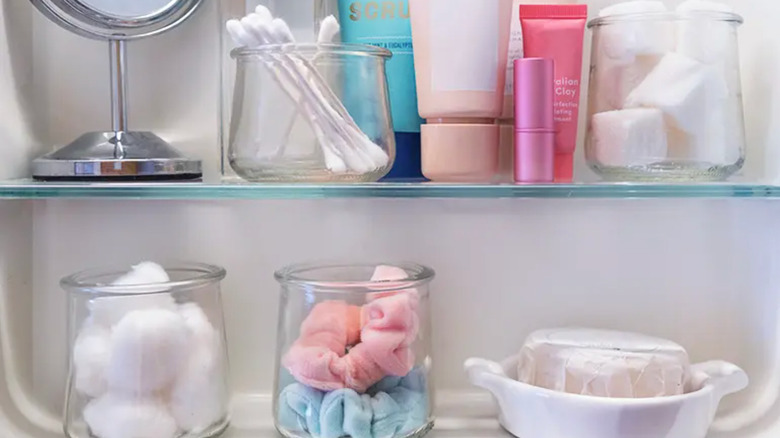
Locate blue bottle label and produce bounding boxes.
[338,0,423,133]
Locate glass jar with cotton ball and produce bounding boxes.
[585,0,746,181]
[62,262,230,438]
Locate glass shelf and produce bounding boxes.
[1,179,780,200]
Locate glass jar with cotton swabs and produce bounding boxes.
[63,262,230,438]
[226,7,396,182]
[585,0,746,181]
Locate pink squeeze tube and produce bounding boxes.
[519,4,587,183]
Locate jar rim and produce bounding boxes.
[231,43,392,60]
[275,262,435,293]
[61,262,226,296]
[588,10,743,28]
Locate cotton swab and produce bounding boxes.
[273,15,342,162]
[244,14,376,173]
[263,16,389,169]
[318,15,341,44]
[228,19,349,173]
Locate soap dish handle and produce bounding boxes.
[464,358,511,406]
[690,360,749,401]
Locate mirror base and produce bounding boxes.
[32,131,202,181]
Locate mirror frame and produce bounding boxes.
[30,0,203,40]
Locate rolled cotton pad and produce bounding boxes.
[517,328,690,398]
[592,55,661,113]
[597,1,673,63]
[667,104,742,165]
[677,0,734,13]
[590,108,668,167]
[625,52,728,133]
[84,393,177,438]
[107,308,191,394]
[598,0,667,17]
[73,323,112,398]
[676,0,736,64]
[89,262,176,328]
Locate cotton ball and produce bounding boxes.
[73,323,111,398]
[83,393,177,438]
[89,294,176,329]
[88,262,176,328]
[113,262,170,287]
[107,309,191,394]
[170,304,226,432]
[625,52,728,134]
[170,346,227,433]
[589,108,668,167]
[178,303,218,348]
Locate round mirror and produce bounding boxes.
[76,0,181,19]
[29,0,204,180]
[31,0,202,40]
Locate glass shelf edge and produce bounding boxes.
[0,179,778,200]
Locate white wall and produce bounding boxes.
[1,0,780,435]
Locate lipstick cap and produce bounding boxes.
[514,58,555,131]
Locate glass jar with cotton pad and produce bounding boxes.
[585,0,746,181]
[62,262,230,438]
[273,263,435,438]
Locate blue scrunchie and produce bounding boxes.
[278,369,429,438]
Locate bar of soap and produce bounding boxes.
[517,328,690,398]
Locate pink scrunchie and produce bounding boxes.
[282,292,419,393]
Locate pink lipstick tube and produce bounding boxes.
[514,58,556,184]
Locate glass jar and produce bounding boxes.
[220,0,322,180]
[273,263,435,438]
[62,262,230,438]
[585,11,746,181]
[229,44,396,182]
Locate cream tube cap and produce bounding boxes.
[421,124,499,183]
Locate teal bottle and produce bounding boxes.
[337,0,424,180]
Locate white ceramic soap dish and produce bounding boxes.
[465,355,748,438]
